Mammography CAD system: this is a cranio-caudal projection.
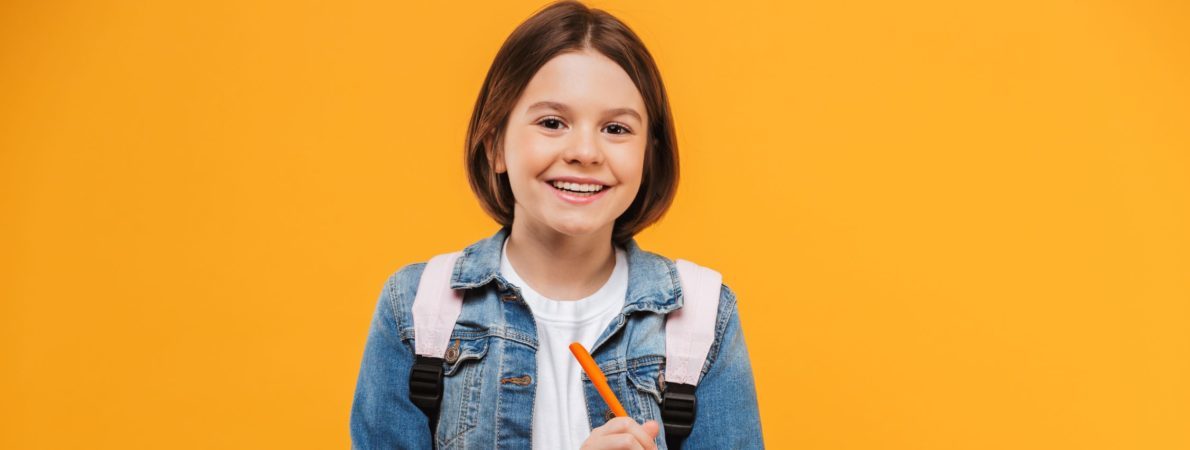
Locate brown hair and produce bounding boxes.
[464,0,679,246]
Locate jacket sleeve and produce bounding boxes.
[681,285,765,449]
[349,268,433,449]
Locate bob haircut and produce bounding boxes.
[464,0,679,247]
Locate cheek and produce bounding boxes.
[618,145,648,186]
[503,131,553,172]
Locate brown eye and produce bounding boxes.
[537,117,565,130]
[604,124,631,135]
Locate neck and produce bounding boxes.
[505,219,616,301]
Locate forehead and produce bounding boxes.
[516,50,645,117]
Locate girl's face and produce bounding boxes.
[495,49,648,240]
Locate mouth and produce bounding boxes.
[545,180,611,204]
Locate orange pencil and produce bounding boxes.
[569,342,628,418]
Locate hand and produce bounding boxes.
[580,417,661,450]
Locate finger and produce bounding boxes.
[606,433,646,450]
[591,417,656,449]
[581,430,644,450]
[593,416,636,435]
[611,418,658,450]
[586,418,617,440]
[641,420,660,439]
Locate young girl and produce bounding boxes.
[350,1,762,448]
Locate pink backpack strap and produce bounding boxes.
[666,259,723,386]
[411,251,465,358]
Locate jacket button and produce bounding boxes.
[500,293,519,302]
[604,409,616,421]
[444,340,460,364]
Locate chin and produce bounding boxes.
[546,218,609,238]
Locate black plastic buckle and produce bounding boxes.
[409,355,444,413]
[661,382,697,439]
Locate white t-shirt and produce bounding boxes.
[499,238,628,450]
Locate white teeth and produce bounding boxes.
[551,181,605,192]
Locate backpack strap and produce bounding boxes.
[662,258,723,446]
[408,251,465,445]
[411,251,466,358]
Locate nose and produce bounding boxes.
[561,127,604,166]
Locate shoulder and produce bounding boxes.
[668,257,741,378]
[387,261,429,291]
[379,261,429,334]
[665,255,738,314]
[651,252,742,361]
[704,282,741,372]
[657,254,738,311]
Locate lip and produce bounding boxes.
[545,180,611,205]
[546,175,611,186]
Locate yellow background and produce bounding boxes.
[2,0,1188,448]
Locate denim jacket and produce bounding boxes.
[350,226,764,449]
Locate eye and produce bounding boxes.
[536,116,566,130]
[604,123,632,135]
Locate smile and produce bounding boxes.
[546,180,610,205]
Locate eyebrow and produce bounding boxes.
[526,101,643,122]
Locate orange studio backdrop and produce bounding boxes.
[2,0,1188,448]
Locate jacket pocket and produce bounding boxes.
[437,333,491,449]
[441,333,490,376]
[626,359,665,420]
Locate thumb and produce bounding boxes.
[642,420,661,438]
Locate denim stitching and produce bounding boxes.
[700,284,738,377]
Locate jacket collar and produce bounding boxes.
[449,225,682,314]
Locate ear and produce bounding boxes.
[480,131,504,173]
[487,136,506,174]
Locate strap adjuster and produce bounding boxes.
[661,382,697,438]
[409,355,444,413]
